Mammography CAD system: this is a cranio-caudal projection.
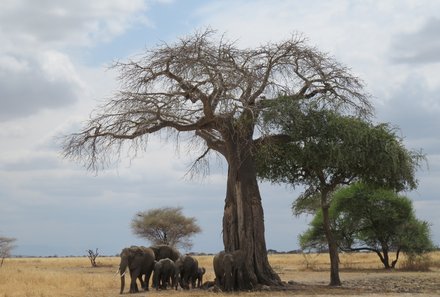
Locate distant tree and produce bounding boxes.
[257,103,424,285]
[0,236,16,267]
[300,183,435,269]
[86,248,99,267]
[131,207,201,250]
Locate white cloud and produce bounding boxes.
[0,51,83,121]
[194,0,440,99]
[1,0,440,256]
[0,0,154,121]
[391,17,440,64]
[0,0,150,48]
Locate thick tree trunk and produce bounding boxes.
[321,192,342,286]
[221,142,282,290]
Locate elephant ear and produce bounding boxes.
[121,247,134,258]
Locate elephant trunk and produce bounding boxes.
[120,274,125,294]
[119,258,128,294]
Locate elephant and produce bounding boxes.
[150,244,181,262]
[118,246,155,294]
[213,250,246,292]
[153,258,176,290]
[174,255,199,290]
[195,267,206,288]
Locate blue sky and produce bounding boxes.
[1,0,439,257]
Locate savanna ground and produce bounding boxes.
[0,252,439,297]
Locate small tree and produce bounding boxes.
[0,236,16,267]
[86,248,99,267]
[131,207,201,250]
[300,183,434,269]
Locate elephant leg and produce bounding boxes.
[129,270,135,293]
[184,275,191,290]
[144,270,152,291]
[138,274,145,291]
[215,276,223,288]
[130,269,141,293]
[167,272,172,288]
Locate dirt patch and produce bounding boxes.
[268,269,440,296]
[343,274,440,294]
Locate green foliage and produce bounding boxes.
[398,218,435,255]
[257,100,424,195]
[131,207,201,250]
[300,183,434,268]
[332,184,412,249]
[292,192,321,216]
[298,211,326,251]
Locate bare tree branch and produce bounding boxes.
[63,28,371,173]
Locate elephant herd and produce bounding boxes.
[118,245,243,294]
[118,245,205,294]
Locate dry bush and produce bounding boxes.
[400,253,432,271]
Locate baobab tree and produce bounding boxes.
[63,29,371,289]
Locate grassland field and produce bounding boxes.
[0,252,439,297]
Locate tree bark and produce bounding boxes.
[221,133,281,290]
[381,244,391,269]
[391,248,401,268]
[321,192,342,286]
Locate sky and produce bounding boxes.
[0,0,439,257]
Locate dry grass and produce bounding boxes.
[0,252,439,297]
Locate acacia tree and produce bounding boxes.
[257,104,423,286]
[300,183,434,269]
[0,236,16,267]
[131,207,201,250]
[62,30,370,288]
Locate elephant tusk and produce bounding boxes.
[115,269,120,276]
[120,272,126,278]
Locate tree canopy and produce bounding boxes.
[131,207,201,250]
[257,99,423,195]
[300,183,434,269]
[256,104,424,285]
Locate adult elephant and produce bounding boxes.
[153,258,176,289]
[175,255,199,290]
[213,250,246,292]
[150,245,181,261]
[118,246,155,294]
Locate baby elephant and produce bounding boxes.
[195,267,206,288]
[153,258,175,290]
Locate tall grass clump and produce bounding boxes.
[400,253,432,271]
